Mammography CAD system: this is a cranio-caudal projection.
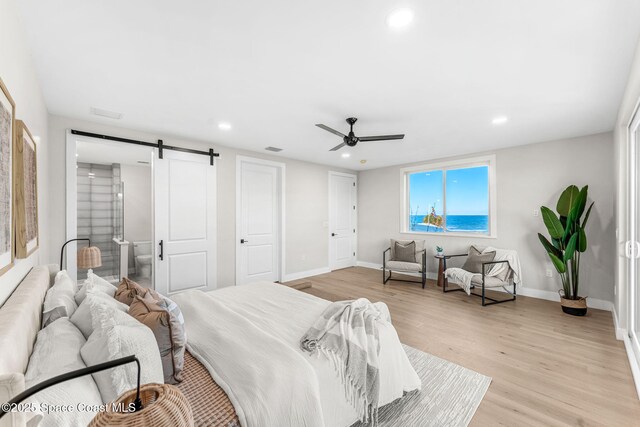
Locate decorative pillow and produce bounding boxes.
[42,273,78,327]
[70,289,129,339]
[462,246,496,274]
[54,270,78,293]
[145,289,187,342]
[25,318,86,383]
[393,241,416,263]
[129,293,186,384]
[24,318,103,427]
[80,299,163,403]
[114,277,147,305]
[75,275,117,305]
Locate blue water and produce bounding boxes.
[409,215,488,233]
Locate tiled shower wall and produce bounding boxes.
[77,162,122,279]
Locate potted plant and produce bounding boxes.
[436,246,444,257]
[538,185,594,316]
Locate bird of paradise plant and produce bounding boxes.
[538,185,594,300]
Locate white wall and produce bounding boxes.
[0,0,49,306]
[614,36,640,331]
[47,115,354,287]
[120,164,152,271]
[358,132,615,303]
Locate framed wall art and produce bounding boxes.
[0,79,15,275]
[14,120,39,258]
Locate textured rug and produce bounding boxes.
[352,345,491,427]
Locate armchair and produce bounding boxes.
[382,239,427,288]
[442,247,518,306]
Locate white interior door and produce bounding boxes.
[236,157,282,285]
[329,172,357,270]
[154,149,216,295]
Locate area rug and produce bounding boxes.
[352,345,492,427]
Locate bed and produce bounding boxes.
[0,267,420,427]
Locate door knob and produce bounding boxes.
[241,239,248,244]
[331,233,337,237]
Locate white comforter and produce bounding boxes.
[171,283,421,427]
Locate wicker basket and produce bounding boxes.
[90,383,194,427]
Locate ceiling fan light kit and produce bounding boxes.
[315,117,405,151]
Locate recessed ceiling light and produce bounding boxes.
[492,116,508,125]
[387,8,414,29]
[360,159,367,164]
[342,153,351,158]
[218,122,232,131]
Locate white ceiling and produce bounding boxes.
[18,1,640,170]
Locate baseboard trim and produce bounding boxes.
[612,306,626,341]
[356,261,613,311]
[623,334,640,400]
[282,267,331,283]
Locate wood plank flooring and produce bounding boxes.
[285,267,640,427]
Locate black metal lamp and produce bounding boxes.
[0,356,143,421]
[60,238,102,271]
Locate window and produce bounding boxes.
[401,155,496,237]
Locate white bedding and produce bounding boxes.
[171,282,421,427]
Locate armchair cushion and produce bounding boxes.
[393,241,416,262]
[462,245,495,273]
[385,260,423,272]
[471,275,509,288]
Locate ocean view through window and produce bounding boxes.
[402,156,495,236]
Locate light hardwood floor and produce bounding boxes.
[285,267,640,427]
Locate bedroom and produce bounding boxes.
[1,0,640,426]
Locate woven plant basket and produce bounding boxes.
[559,295,588,316]
[90,383,194,427]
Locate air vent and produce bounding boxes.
[137,161,150,164]
[90,107,123,120]
[265,146,283,152]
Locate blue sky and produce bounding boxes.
[409,166,489,216]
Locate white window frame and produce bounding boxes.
[400,154,497,238]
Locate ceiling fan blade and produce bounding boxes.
[316,124,346,138]
[329,142,346,151]
[358,134,405,142]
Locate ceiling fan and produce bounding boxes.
[315,117,404,151]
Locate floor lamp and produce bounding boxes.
[60,238,102,272]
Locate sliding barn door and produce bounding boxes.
[154,149,216,295]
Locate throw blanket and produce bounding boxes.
[445,247,523,294]
[301,299,386,425]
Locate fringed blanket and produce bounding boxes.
[445,247,523,294]
[300,299,387,425]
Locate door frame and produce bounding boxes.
[626,97,640,399]
[235,156,286,285]
[65,130,156,282]
[328,171,358,271]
